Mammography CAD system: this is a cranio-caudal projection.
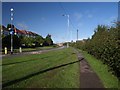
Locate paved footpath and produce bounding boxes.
[74,49,105,88]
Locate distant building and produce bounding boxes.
[76,39,87,43]
[57,43,63,46]
[15,29,38,38]
[15,29,24,37]
[1,25,39,38]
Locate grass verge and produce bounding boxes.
[2,46,57,54]
[79,50,119,88]
[14,46,56,52]
[2,48,80,88]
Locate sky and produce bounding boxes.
[2,2,118,43]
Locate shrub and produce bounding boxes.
[73,22,120,80]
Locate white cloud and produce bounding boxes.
[87,14,93,18]
[104,16,117,25]
[41,17,46,21]
[85,10,90,14]
[85,10,93,18]
[77,22,83,28]
[73,12,83,29]
[74,12,82,21]
[110,16,117,21]
[17,22,28,30]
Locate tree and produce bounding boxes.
[34,35,44,47]
[7,24,14,29]
[72,22,120,79]
[43,34,53,46]
[2,35,21,49]
[20,36,35,47]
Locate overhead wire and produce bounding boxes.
[59,2,77,31]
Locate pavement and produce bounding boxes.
[74,49,105,88]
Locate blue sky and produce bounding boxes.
[2,2,118,43]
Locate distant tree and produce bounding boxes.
[7,24,14,29]
[34,35,44,47]
[20,36,35,47]
[43,34,53,46]
[63,42,67,46]
[19,35,44,48]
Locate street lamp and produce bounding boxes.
[77,29,78,41]
[62,14,69,48]
[10,8,14,54]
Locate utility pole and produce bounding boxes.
[77,29,78,41]
[10,8,14,54]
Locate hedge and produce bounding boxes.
[72,22,120,80]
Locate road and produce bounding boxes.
[2,46,66,58]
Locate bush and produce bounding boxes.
[73,22,120,80]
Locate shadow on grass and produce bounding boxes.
[3,58,83,88]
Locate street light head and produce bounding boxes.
[62,14,66,16]
[10,8,14,11]
[62,14,69,17]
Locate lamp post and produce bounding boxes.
[10,8,14,54]
[63,14,69,48]
[77,29,78,41]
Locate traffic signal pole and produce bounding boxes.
[10,8,14,54]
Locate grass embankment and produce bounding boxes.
[2,48,80,88]
[79,50,118,88]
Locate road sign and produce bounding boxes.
[9,29,14,35]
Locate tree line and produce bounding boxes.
[71,22,120,80]
[2,24,54,49]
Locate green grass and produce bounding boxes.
[17,46,56,52]
[2,48,80,88]
[3,46,57,54]
[35,46,57,50]
[79,50,118,88]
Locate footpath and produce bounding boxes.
[74,49,105,88]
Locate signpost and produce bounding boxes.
[10,8,14,54]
